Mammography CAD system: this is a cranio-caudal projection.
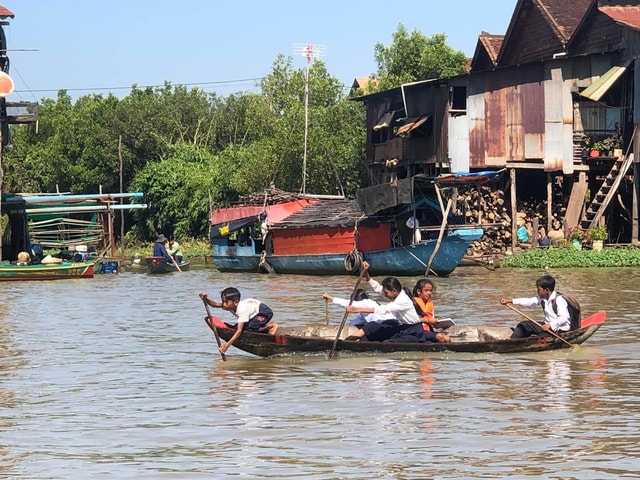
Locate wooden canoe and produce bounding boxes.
[146,256,190,273]
[203,311,606,358]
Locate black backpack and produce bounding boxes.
[546,294,582,330]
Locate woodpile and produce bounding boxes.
[456,186,567,256]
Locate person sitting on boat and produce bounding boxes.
[16,251,31,266]
[343,262,450,343]
[322,289,394,328]
[500,274,570,339]
[167,235,183,263]
[199,287,278,355]
[153,234,174,263]
[30,240,44,264]
[413,279,451,342]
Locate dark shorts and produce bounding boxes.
[244,303,274,332]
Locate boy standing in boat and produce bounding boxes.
[500,274,570,338]
[199,288,277,354]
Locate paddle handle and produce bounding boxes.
[202,298,227,361]
[328,269,366,359]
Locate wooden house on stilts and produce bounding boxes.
[354,0,640,249]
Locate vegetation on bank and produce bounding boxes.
[116,237,211,259]
[501,245,640,268]
[3,25,468,245]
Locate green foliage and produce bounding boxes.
[588,225,607,241]
[373,24,468,90]
[3,53,366,243]
[501,246,640,268]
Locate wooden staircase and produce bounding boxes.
[580,153,634,230]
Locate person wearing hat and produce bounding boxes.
[153,234,174,263]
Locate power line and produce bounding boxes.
[13,77,266,95]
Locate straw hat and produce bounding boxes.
[41,255,62,264]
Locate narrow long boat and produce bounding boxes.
[0,261,95,281]
[146,256,190,273]
[203,311,606,358]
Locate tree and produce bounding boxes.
[373,24,468,91]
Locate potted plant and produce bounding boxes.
[590,140,605,157]
[588,225,607,251]
[568,226,587,249]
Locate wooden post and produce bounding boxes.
[547,173,553,234]
[119,135,124,255]
[510,168,517,251]
[633,163,639,245]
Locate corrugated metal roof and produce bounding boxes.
[600,5,640,31]
[271,199,366,229]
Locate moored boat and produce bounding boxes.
[0,261,95,281]
[146,256,190,274]
[203,311,606,358]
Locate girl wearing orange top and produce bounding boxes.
[413,279,437,332]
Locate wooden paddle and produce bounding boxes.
[328,268,366,359]
[172,257,183,272]
[202,298,227,361]
[504,303,575,347]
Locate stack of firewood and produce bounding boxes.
[456,186,566,255]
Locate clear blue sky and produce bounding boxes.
[5,0,517,103]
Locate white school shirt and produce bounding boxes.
[331,297,395,323]
[367,278,421,325]
[232,298,262,324]
[512,290,571,331]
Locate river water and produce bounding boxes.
[0,263,638,479]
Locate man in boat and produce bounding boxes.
[153,234,174,263]
[167,235,183,263]
[199,287,278,354]
[500,274,570,338]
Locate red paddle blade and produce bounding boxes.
[205,315,226,329]
[581,311,606,328]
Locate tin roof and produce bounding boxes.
[600,5,640,31]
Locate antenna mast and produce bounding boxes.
[293,43,326,195]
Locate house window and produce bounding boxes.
[449,86,467,115]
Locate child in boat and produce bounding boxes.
[322,289,395,327]
[167,235,183,263]
[343,261,449,343]
[500,274,570,338]
[199,287,278,354]
[413,278,451,342]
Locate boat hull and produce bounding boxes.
[0,261,95,281]
[211,244,263,272]
[146,257,190,274]
[204,311,606,358]
[265,229,483,276]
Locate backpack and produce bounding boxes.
[546,294,582,330]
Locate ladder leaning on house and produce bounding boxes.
[580,152,634,230]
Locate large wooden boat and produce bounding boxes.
[0,261,95,281]
[209,173,501,276]
[203,311,606,358]
[146,256,190,273]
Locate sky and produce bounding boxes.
[4,0,518,103]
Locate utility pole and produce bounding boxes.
[293,43,326,195]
